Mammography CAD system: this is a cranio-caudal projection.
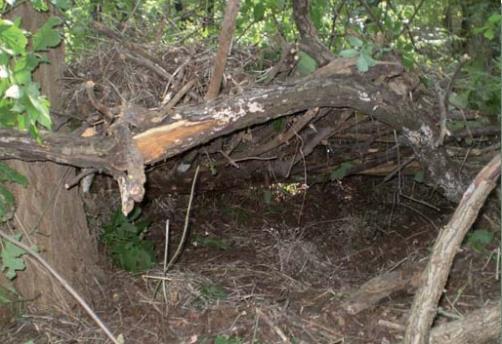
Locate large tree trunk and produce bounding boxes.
[8,4,98,309]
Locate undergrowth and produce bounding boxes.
[101,208,156,273]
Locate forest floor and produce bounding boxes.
[3,175,500,344]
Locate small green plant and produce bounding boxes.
[199,283,227,303]
[330,161,354,181]
[214,335,243,344]
[101,207,156,272]
[465,229,494,253]
[0,233,28,279]
[0,162,27,221]
[0,162,28,280]
[339,37,377,72]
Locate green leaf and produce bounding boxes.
[296,51,318,76]
[0,52,9,65]
[448,92,468,109]
[414,170,424,183]
[214,336,243,344]
[0,185,14,206]
[309,0,324,30]
[488,14,502,24]
[0,185,15,221]
[339,49,359,58]
[0,20,27,55]
[50,0,70,11]
[483,28,494,40]
[272,117,285,132]
[27,94,51,129]
[32,17,63,52]
[31,0,48,11]
[356,54,369,72]
[253,3,265,22]
[1,238,27,280]
[101,207,156,272]
[347,36,363,48]
[466,229,493,253]
[330,161,353,181]
[13,54,39,85]
[0,105,17,128]
[0,162,27,185]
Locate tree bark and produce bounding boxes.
[403,154,501,344]
[0,62,469,203]
[429,302,500,344]
[205,0,240,100]
[8,4,98,309]
[292,0,334,66]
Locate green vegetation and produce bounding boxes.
[0,163,28,280]
[214,335,243,344]
[198,282,228,303]
[101,208,156,272]
[465,229,494,253]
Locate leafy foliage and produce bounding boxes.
[339,37,377,72]
[330,161,354,181]
[0,233,27,279]
[0,162,27,222]
[101,207,156,272]
[295,51,318,76]
[0,13,62,140]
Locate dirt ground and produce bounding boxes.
[2,175,500,343]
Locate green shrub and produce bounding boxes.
[101,208,156,272]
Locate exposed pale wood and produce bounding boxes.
[429,302,500,344]
[342,264,423,315]
[403,154,501,344]
[0,66,469,203]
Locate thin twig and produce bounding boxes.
[162,219,170,305]
[165,165,200,271]
[0,230,121,344]
[64,168,98,190]
[255,308,290,343]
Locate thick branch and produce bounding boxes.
[403,154,501,344]
[0,130,119,173]
[0,67,469,202]
[292,0,335,66]
[205,0,240,100]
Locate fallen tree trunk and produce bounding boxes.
[0,62,468,208]
[379,302,500,344]
[429,302,500,344]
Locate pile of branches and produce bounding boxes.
[58,22,499,195]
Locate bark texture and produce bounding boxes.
[8,4,98,309]
[404,154,501,344]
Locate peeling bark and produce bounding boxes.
[0,65,469,203]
